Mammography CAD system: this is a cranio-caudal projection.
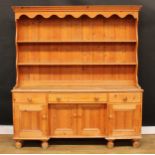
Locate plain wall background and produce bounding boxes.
[0,0,155,125]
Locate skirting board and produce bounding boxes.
[0,125,155,134]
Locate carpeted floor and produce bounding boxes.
[0,134,154,154]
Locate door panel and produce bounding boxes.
[77,104,106,137]
[49,104,77,137]
[14,103,48,139]
[108,103,141,137]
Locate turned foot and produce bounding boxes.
[132,139,140,148]
[41,141,48,149]
[107,140,114,149]
[15,141,22,149]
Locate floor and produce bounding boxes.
[0,134,155,154]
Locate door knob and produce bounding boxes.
[73,113,77,117]
[42,114,47,119]
[109,115,113,119]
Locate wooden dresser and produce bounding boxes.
[12,5,143,149]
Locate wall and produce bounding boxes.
[0,0,155,125]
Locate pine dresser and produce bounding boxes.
[12,5,143,149]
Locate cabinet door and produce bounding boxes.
[49,104,77,137]
[77,104,106,137]
[108,103,141,137]
[14,103,48,139]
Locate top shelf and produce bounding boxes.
[17,40,137,43]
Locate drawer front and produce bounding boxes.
[49,93,107,103]
[109,93,141,103]
[13,93,47,104]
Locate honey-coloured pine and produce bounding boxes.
[12,5,143,149]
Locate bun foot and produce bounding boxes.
[107,140,114,149]
[133,139,140,148]
[15,141,22,149]
[41,141,48,149]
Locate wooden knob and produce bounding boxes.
[56,97,61,102]
[73,113,77,117]
[42,114,47,119]
[133,96,136,100]
[109,115,113,119]
[23,109,28,112]
[27,98,32,103]
[123,97,128,102]
[94,97,99,102]
[114,94,117,98]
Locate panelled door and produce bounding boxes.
[49,104,107,137]
[49,104,77,137]
[14,103,48,139]
[108,103,141,137]
[77,104,106,137]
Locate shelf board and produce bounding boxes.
[17,40,137,43]
[12,84,142,93]
[18,63,137,66]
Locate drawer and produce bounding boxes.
[13,93,47,104]
[109,92,141,103]
[49,93,107,103]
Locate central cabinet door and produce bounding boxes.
[49,104,77,137]
[49,104,106,137]
[77,104,106,137]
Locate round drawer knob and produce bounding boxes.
[27,98,32,103]
[56,97,61,102]
[123,97,128,102]
[114,94,117,98]
[94,97,99,102]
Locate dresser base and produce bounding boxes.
[14,137,141,149]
